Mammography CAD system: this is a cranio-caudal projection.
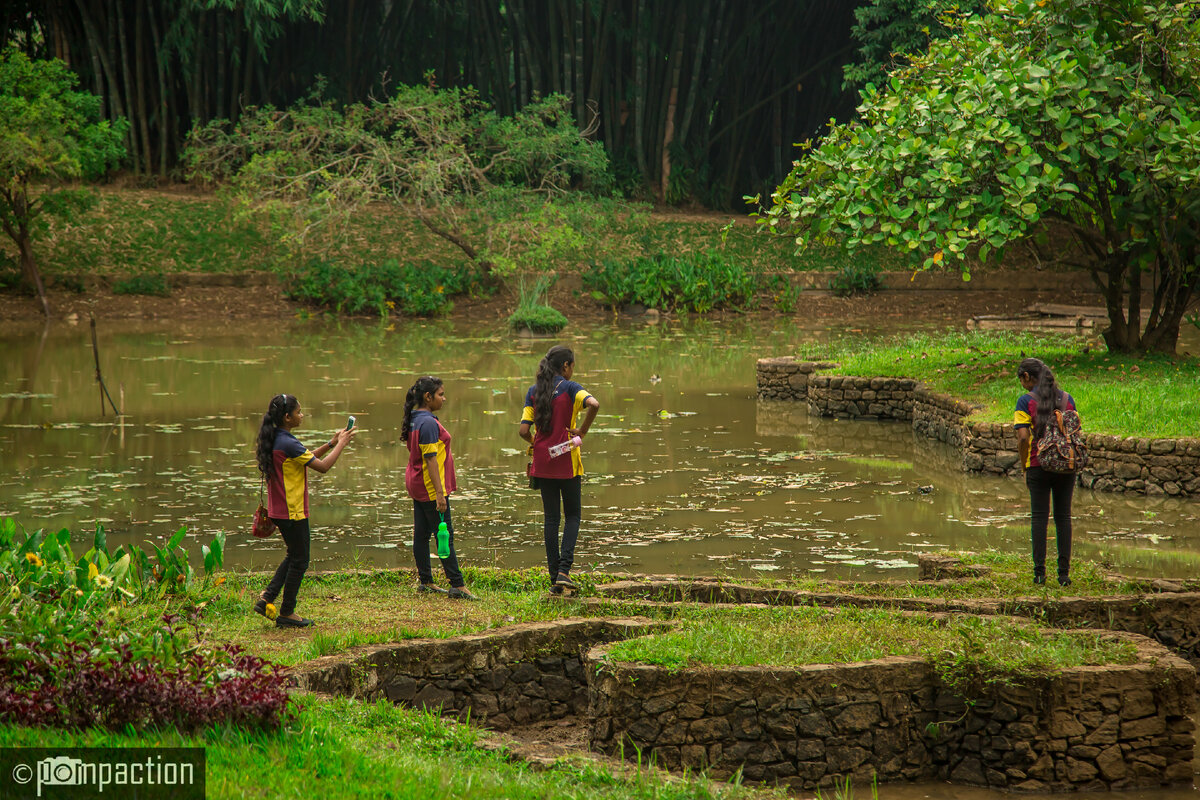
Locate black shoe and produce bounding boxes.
[549,584,564,596]
[555,573,578,590]
[254,599,277,620]
[417,582,448,595]
[275,616,314,628]
[1033,574,1046,586]
[447,587,478,601]
[1058,576,1072,587]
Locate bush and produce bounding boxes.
[508,304,568,333]
[286,258,482,316]
[111,273,171,296]
[0,520,288,731]
[829,262,882,297]
[584,252,758,312]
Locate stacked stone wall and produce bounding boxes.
[587,638,1195,792]
[756,357,1200,496]
[292,618,667,730]
[596,580,1200,662]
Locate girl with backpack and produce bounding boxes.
[254,393,356,628]
[1014,358,1078,587]
[519,345,600,594]
[403,376,476,600]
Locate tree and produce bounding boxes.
[183,86,613,277]
[762,0,1200,354]
[841,0,988,90]
[0,49,126,316]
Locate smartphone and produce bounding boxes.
[346,415,356,430]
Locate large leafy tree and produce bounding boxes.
[763,0,1200,354]
[0,49,126,316]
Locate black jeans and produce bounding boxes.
[263,517,310,617]
[412,499,464,588]
[1026,467,1075,579]
[540,476,582,581]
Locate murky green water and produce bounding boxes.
[1,316,1198,580]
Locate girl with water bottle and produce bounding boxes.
[519,345,600,593]
[402,376,476,600]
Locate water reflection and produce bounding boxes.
[1,316,1197,580]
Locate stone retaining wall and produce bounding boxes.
[291,618,667,730]
[595,580,1200,662]
[586,636,1195,793]
[756,357,1200,496]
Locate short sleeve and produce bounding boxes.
[1064,392,1076,412]
[567,381,592,412]
[279,435,312,462]
[521,387,535,424]
[1014,394,1032,429]
[416,417,440,456]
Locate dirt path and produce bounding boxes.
[0,277,1104,328]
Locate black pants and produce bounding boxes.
[412,499,464,588]
[263,517,310,617]
[540,476,582,581]
[1026,467,1075,579]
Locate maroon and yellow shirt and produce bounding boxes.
[267,429,315,520]
[522,377,592,480]
[1015,391,1076,469]
[406,409,456,501]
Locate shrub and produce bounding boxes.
[508,304,568,333]
[0,520,288,732]
[829,262,882,297]
[286,258,482,316]
[111,273,171,296]
[584,252,758,312]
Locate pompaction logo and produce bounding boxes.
[1,748,204,799]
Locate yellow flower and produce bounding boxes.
[265,603,278,620]
[94,575,113,589]
[24,553,43,568]
[87,563,99,581]
[214,576,226,587]
[435,285,444,294]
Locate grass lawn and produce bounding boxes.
[2,187,900,282]
[599,604,1138,680]
[0,694,773,800]
[799,329,1200,438]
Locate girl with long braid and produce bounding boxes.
[519,346,600,594]
[403,376,476,599]
[254,393,355,628]
[1014,358,1078,586]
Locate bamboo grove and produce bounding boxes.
[5,0,864,206]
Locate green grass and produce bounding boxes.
[799,329,1200,438]
[0,695,772,800]
[600,605,1138,687]
[6,188,908,281]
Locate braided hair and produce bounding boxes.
[256,393,299,474]
[1017,357,1065,437]
[402,376,444,440]
[533,346,574,432]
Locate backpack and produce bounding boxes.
[1037,408,1089,474]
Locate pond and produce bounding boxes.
[1,316,1198,581]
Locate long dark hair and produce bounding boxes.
[533,345,574,431]
[1018,357,1065,437]
[402,376,443,440]
[256,393,299,475]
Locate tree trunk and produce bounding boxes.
[1,187,50,317]
[16,233,50,318]
[632,0,649,185]
[661,10,685,203]
[147,0,169,176]
[115,0,139,172]
[134,0,153,175]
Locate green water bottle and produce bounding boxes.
[436,513,450,560]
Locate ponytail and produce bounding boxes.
[256,393,298,474]
[533,345,574,431]
[402,376,444,440]
[1017,357,1064,437]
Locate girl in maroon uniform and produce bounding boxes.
[519,346,600,593]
